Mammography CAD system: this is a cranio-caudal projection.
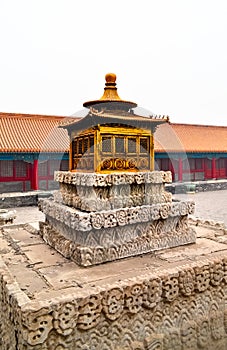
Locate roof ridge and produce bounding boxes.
[0,112,69,120]
[169,122,227,128]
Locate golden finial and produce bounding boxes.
[105,73,116,83]
[83,73,137,109]
[100,73,121,101]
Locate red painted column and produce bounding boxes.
[178,158,183,182]
[32,159,38,190]
[212,157,216,179]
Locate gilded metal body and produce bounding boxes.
[70,125,154,173]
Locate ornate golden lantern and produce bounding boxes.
[39,73,196,268]
[64,73,168,173]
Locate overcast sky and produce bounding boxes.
[0,0,227,126]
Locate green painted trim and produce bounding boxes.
[0,152,69,161]
[155,152,227,159]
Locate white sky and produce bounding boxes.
[0,0,227,126]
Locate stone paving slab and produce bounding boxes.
[20,242,67,269]
[8,260,48,297]
[4,227,44,246]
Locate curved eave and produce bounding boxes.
[62,113,168,134]
[83,99,137,109]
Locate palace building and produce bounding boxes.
[155,122,227,182]
[0,112,227,192]
[0,112,72,192]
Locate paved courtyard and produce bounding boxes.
[174,189,227,226]
[12,206,45,226]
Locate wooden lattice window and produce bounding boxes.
[15,160,27,178]
[89,136,94,153]
[206,159,212,169]
[128,137,137,153]
[49,160,61,175]
[216,158,225,169]
[161,159,170,171]
[189,159,195,170]
[0,160,13,177]
[102,137,112,153]
[38,161,48,177]
[140,137,149,154]
[195,159,202,170]
[84,138,89,154]
[72,139,77,154]
[115,137,125,154]
[78,139,83,155]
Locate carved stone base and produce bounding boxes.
[54,170,173,212]
[39,197,196,266]
[40,220,196,266]
[38,169,196,267]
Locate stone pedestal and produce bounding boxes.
[0,220,227,349]
[38,170,196,266]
